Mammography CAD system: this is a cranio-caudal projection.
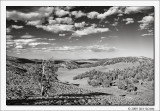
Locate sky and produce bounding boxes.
[6,6,154,60]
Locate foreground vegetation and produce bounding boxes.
[6,56,154,105]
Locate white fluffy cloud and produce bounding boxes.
[48,17,73,25]
[55,9,69,17]
[86,6,153,19]
[125,6,153,14]
[71,11,86,18]
[7,38,37,49]
[72,25,109,37]
[7,11,40,21]
[10,38,50,49]
[138,15,154,30]
[27,20,42,26]
[59,34,66,36]
[12,25,23,29]
[14,39,37,44]
[48,20,57,25]
[13,39,37,49]
[7,7,54,21]
[21,34,35,39]
[64,6,76,11]
[36,24,74,33]
[117,13,123,16]
[74,21,86,28]
[97,7,122,19]
[55,17,73,24]
[112,22,118,26]
[87,11,99,19]
[123,18,134,24]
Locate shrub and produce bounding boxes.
[88,79,100,87]
[117,80,127,90]
[127,84,137,92]
[118,75,125,80]
[102,79,112,87]
[132,78,139,83]
[125,78,133,86]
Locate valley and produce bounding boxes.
[6,56,154,105]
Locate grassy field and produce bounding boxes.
[57,62,139,85]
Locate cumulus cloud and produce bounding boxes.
[36,24,74,33]
[112,22,118,26]
[27,20,42,26]
[55,17,73,25]
[138,15,154,30]
[7,7,54,21]
[87,11,99,19]
[7,38,49,49]
[14,39,37,44]
[48,17,73,25]
[15,45,23,49]
[117,13,123,16]
[7,11,40,21]
[123,18,134,24]
[74,21,86,28]
[12,25,23,29]
[64,6,76,11]
[59,34,66,36]
[21,34,35,39]
[55,9,69,17]
[72,26,109,37]
[97,7,122,19]
[48,20,57,25]
[86,6,153,20]
[86,6,153,19]
[125,6,153,14]
[13,39,37,49]
[71,11,86,18]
